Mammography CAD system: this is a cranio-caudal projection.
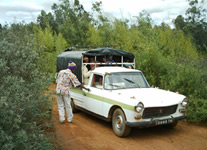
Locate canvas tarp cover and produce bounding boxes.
[82,48,134,59]
[56,51,84,82]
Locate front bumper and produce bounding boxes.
[126,115,187,127]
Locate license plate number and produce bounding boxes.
[156,119,173,125]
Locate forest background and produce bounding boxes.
[0,0,207,149]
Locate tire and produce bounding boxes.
[112,108,131,137]
[164,121,178,128]
[71,99,79,113]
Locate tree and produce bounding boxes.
[174,15,186,30]
[174,0,207,53]
[37,10,57,33]
[33,25,68,73]
[50,0,92,46]
[91,1,110,26]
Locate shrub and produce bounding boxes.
[187,97,207,122]
[0,32,53,149]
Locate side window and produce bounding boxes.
[91,74,103,89]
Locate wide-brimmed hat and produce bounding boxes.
[68,60,77,70]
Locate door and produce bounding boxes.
[70,87,85,108]
[84,74,103,116]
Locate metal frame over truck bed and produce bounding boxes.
[57,48,135,83]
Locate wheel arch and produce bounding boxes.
[108,105,125,122]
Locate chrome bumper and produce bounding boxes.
[125,115,187,127]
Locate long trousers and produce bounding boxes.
[57,95,73,122]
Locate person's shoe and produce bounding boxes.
[59,120,64,124]
[67,120,72,123]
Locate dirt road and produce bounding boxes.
[50,83,207,150]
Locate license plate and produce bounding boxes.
[156,119,173,125]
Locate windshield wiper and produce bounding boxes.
[108,84,121,88]
[124,78,140,88]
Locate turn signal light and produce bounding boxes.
[179,109,186,114]
[134,116,142,120]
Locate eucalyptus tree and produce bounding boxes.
[51,0,93,46]
[174,0,207,53]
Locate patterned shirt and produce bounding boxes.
[56,69,81,96]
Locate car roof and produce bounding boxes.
[91,67,141,75]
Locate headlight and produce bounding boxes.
[135,102,144,113]
[181,98,188,107]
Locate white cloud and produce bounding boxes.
[0,1,42,13]
[0,0,192,26]
[79,0,189,27]
[0,0,59,24]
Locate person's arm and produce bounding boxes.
[79,84,90,91]
[83,66,91,78]
[69,72,90,91]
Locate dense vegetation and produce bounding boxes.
[0,28,54,149]
[0,0,206,149]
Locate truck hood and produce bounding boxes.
[114,88,185,107]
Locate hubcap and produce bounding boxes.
[116,115,123,130]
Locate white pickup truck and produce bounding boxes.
[57,48,188,137]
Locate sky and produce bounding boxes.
[0,0,205,26]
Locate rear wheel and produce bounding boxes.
[71,99,79,113]
[112,108,131,137]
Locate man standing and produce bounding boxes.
[56,60,90,124]
[82,56,91,85]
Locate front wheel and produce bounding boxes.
[112,108,131,137]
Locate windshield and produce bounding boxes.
[104,72,150,90]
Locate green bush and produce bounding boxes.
[0,32,53,149]
[187,97,207,122]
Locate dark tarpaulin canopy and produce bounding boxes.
[56,51,84,82]
[82,48,135,59]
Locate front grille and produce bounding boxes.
[142,105,178,119]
